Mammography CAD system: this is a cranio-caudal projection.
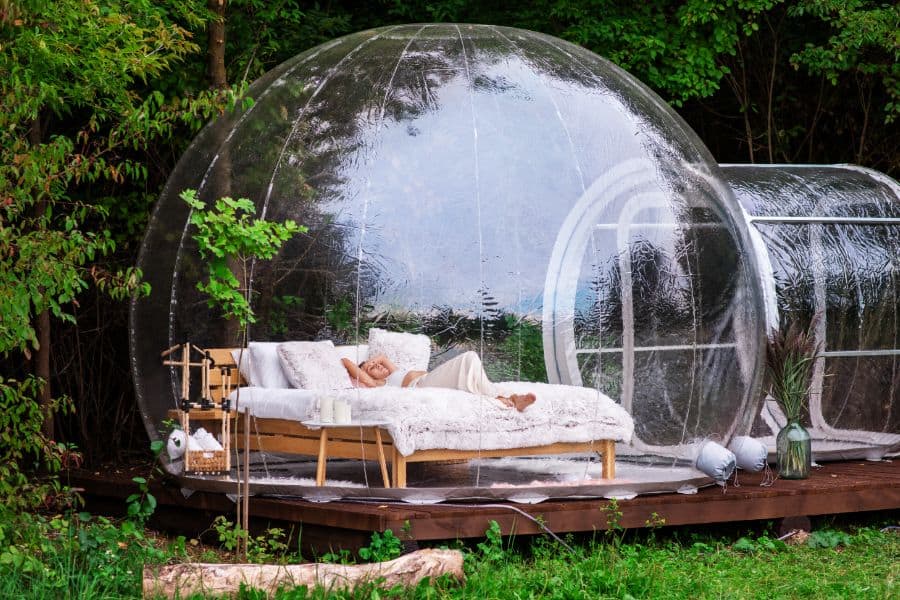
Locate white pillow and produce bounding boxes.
[230,348,252,385]
[249,342,291,388]
[366,328,431,372]
[277,341,353,391]
[334,344,369,364]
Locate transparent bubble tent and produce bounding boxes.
[131,24,899,501]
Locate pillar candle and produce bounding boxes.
[319,396,334,423]
[334,399,352,424]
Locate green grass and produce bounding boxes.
[0,506,896,599]
[0,509,173,599]
[451,530,898,600]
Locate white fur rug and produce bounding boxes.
[330,382,633,456]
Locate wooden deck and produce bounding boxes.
[73,459,900,552]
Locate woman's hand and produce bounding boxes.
[342,358,379,388]
[370,354,398,372]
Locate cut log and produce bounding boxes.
[143,548,465,598]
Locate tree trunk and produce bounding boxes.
[142,549,465,599]
[207,0,228,90]
[36,308,53,438]
[29,116,54,439]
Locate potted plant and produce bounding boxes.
[765,316,821,479]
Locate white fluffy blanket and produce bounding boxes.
[329,382,633,457]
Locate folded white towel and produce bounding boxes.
[187,434,205,452]
[193,427,224,452]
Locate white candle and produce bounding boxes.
[319,396,334,423]
[334,400,352,424]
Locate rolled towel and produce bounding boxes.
[728,436,768,472]
[166,429,187,460]
[695,440,736,482]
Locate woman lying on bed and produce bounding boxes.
[341,351,536,412]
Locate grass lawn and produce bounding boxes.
[0,506,896,599]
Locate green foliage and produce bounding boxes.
[602,498,624,540]
[0,510,896,598]
[789,1,900,123]
[449,526,899,600]
[269,294,305,336]
[498,316,547,382]
[475,520,506,563]
[732,534,785,553]
[645,511,666,530]
[358,529,402,563]
[211,516,297,564]
[807,528,853,549]
[0,376,71,510]
[247,527,290,563]
[226,1,354,82]
[0,0,217,357]
[182,189,304,328]
[213,515,248,553]
[550,0,774,105]
[385,0,780,106]
[124,440,164,523]
[325,297,355,337]
[0,508,172,598]
[319,548,355,565]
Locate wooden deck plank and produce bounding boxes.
[71,459,900,547]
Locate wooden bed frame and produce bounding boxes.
[174,348,616,488]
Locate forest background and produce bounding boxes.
[0,0,897,507]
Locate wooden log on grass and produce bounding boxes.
[142,548,465,598]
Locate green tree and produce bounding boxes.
[788,1,899,160]
[0,0,237,504]
[181,190,304,329]
[181,188,303,558]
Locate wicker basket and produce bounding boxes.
[186,449,228,474]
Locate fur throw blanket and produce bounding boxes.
[330,382,633,457]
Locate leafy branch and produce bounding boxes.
[181,189,305,328]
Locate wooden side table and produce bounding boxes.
[301,420,393,488]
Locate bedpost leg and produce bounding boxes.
[601,439,616,480]
[397,457,407,488]
[374,428,391,488]
[391,449,407,488]
[315,429,328,486]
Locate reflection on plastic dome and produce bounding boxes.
[132,24,767,499]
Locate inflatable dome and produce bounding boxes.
[132,24,767,499]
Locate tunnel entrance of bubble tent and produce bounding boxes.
[735,189,900,460]
[541,180,761,462]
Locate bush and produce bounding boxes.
[0,376,70,511]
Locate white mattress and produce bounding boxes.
[230,383,634,457]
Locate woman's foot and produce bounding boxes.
[510,393,536,412]
[498,393,536,412]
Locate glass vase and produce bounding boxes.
[776,421,811,479]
